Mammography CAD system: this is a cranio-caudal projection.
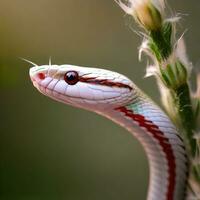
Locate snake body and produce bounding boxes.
[29,64,188,200]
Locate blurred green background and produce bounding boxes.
[1,0,200,200]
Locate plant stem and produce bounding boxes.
[174,84,197,156]
[149,23,197,157]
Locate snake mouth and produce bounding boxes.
[31,79,132,112]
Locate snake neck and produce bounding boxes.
[102,92,188,200]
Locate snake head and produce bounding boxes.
[29,64,134,112]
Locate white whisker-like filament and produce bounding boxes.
[20,57,38,67]
[49,57,52,66]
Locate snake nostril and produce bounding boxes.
[37,73,46,80]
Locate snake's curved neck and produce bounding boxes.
[102,91,188,200]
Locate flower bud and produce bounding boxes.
[115,0,164,31]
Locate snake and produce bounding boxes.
[29,64,189,200]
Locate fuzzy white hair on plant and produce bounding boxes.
[175,36,192,73]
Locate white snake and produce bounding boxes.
[29,64,188,200]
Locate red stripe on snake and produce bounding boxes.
[115,106,176,200]
[79,77,133,90]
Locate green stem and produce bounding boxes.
[149,24,197,157]
[174,84,196,156]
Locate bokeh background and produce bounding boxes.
[1,0,200,199]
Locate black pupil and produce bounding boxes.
[64,71,79,85]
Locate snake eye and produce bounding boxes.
[64,71,79,85]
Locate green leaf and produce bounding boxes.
[150,29,172,60]
[148,38,162,62]
[160,68,171,87]
[162,22,173,46]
